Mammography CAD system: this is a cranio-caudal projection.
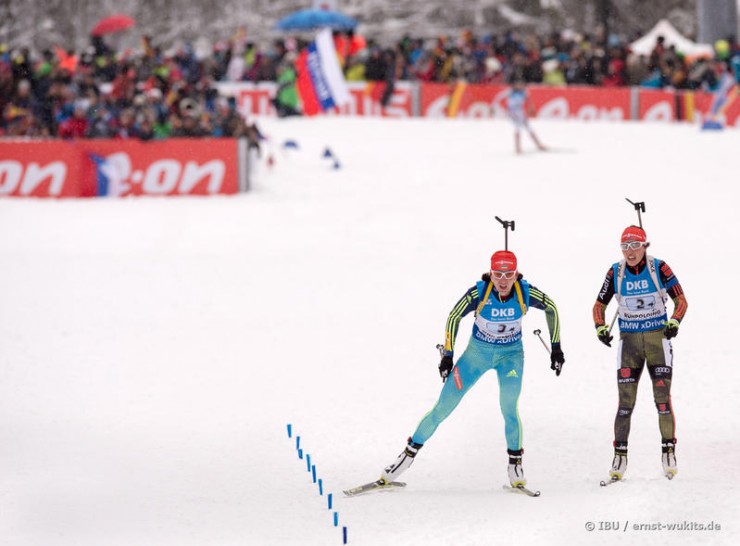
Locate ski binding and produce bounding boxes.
[503,484,541,497]
[600,476,623,487]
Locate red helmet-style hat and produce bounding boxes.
[621,225,647,243]
[490,250,517,272]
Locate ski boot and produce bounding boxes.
[662,439,677,479]
[507,449,526,487]
[610,442,628,481]
[380,438,422,484]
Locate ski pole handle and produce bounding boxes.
[495,216,516,250]
[533,329,551,354]
[625,198,646,228]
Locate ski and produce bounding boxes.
[503,484,541,497]
[600,477,623,487]
[343,479,406,497]
[541,147,577,154]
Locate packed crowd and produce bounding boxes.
[0,36,265,140]
[1,26,738,137]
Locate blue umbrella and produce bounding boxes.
[275,9,358,31]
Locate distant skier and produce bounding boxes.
[701,60,737,129]
[592,226,688,481]
[506,80,547,154]
[379,250,564,489]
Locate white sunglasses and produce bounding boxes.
[620,241,646,250]
[491,270,517,280]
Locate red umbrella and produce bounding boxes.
[91,14,135,37]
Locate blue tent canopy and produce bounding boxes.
[275,9,358,31]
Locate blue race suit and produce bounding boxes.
[411,275,560,451]
[507,88,530,129]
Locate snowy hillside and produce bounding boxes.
[2,0,706,52]
[1,117,739,546]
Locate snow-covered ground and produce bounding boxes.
[1,117,738,546]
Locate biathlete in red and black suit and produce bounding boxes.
[593,225,688,481]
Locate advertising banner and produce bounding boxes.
[420,82,508,118]
[217,81,414,118]
[0,141,92,198]
[83,139,239,197]
[420,83,632,121]
[218,80,738,126]
[0,139,239,198]
[638,89,677,121]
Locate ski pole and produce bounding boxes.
[607,309,618,334]
[532,329,550,354]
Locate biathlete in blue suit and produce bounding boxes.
[380,250,564,488]
[506,80,547,154]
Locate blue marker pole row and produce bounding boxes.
[288,423,347,543]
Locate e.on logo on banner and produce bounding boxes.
[0,139,240,198]
[0,160,69,197]
[93,152,227,197]
[0,140,87,197]
[84,139,239,197]
[419,83,631,120]
[530,87,630,120]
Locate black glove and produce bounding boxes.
[596,325,613,347]
[664,319,679,339]
[438,355,453,382]
[550,344,565,376]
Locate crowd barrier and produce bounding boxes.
[217,81,739,125]
[1,82,734,199]
[0,138,251,198]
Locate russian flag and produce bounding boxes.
[296,28,351,116]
